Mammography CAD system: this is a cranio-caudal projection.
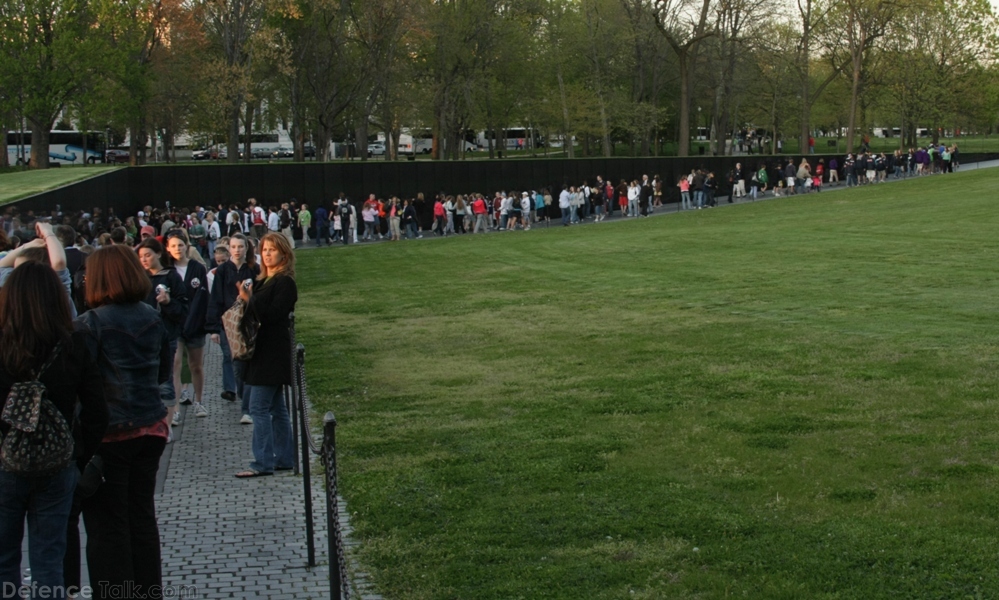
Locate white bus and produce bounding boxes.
[5,131,105,165]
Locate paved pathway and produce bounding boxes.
[157,343,344,599]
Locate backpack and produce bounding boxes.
[221,295,259,361]
[0,342,74,477]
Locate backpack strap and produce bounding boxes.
[34,340,63,380]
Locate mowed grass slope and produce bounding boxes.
[296,169,999,600]
[0,166,119,205]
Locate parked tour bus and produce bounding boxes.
[5,131,105,165]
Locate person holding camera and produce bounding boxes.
[137,238,189,435]
[206,234,259,424]
[234,233,297,478]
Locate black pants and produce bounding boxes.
[82,435,166,600]
[455,214,465,233]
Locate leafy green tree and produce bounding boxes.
[0,0,92,168]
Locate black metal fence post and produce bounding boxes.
[322,411,347,600]
[289,314,300,475]
[298,344,316,568]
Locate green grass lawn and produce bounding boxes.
[296,168,999,599]
[0,165,119,205]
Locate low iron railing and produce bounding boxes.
[287,315,350,599]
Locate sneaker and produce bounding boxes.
[220,391,236,402]
[240,414,253,425]
[172,410,181,426]
[194,402,208,418]
[179,389,193,405]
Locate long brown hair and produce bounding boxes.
[85,245,152,308]
[0,262,73,377]
[258,232,295,280]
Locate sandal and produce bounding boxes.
[234,469,273,478]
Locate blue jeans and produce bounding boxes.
[681,191,691,209]
[695,191,704,208]
[247,384,295,473]
[218,328,235,395]
[159,338,178,406]
[561,207,571,226]
[0,464,79,599]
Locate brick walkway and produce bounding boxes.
[156,342,338,599]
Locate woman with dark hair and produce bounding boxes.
[137,238,189,432]
[165,231,209,419]
[0,263,108,599]
[206,233,259,424]
[234,233,298,478]
[75,245,172,599]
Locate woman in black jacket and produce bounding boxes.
[165,230,210,418]
[206,234,259,423]
[137,238,189,434]
[0,262,108,595]
[234,233,297,478]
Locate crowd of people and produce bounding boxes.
[0,213,298,597]
[0,140,972,598]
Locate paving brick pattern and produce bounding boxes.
[158,342,372,599]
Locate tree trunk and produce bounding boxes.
[677,56,691,157]
[28,119,51,169]
[242,103,255,163]
[845,49,861,152]
[556,68,573,159]
[227,102,240,164]
[0,124,7,168]
[356,122,369,161]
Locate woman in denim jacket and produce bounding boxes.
[74,245,172,598]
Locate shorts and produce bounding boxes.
[180,334,207,349]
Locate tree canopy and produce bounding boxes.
[2,0,997,167]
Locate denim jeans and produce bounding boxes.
[695,191,704,208]
[159,338,178,407]
[681,191,691,209]
[0,464,79,599]
[246,384,295,473]
[218,328,236,396]
[561,207,571,226]
[82,435,165,600]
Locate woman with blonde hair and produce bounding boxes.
[234,233,297,477]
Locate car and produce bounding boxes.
[251,146,272,159]
[367,142,386,157]
[271,145,294,159]
[303,144,316,158]
[105,149,130,164]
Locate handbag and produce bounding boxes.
[221,297,259,360]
